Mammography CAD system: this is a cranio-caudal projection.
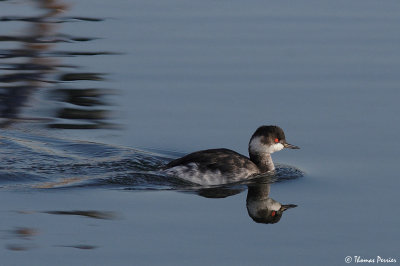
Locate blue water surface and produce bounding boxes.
[1,0,399,265]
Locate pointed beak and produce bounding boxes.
[280,204,298,212]
[283,142,300,149]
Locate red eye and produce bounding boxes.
[271,211,276,216]
[274,138,279,143]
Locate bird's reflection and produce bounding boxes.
[193,179,297,224]
[246,183,297,224]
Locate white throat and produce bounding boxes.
[249,136,284,155]
[247,198,282,216]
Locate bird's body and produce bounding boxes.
[164,148,259,185]
[163,125,299,185]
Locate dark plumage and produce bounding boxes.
[165,148,259,175]
[250,125,286,146]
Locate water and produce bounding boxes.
[1,0,400,265]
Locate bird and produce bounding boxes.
[163,125,299,185]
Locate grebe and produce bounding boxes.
[164,125,299,185]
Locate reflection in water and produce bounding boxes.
[56,244,97,250]
[4,211,107,251]
[4,227,39,251]
[246,183,297,224]
[0,0,116,129]
[193,177,298,224]
[5,243,35,251]
[13,227,39,238]
[43,210,116,220]
[196,186,245,198]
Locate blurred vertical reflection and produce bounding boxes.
[0,0,117,129]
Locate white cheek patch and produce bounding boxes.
[270,143,284,153]
[249,137,284,154]
[247,198,282,217]
[266,198,282,211]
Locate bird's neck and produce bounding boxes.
[247,183,270,201]
[249,152,275,172]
